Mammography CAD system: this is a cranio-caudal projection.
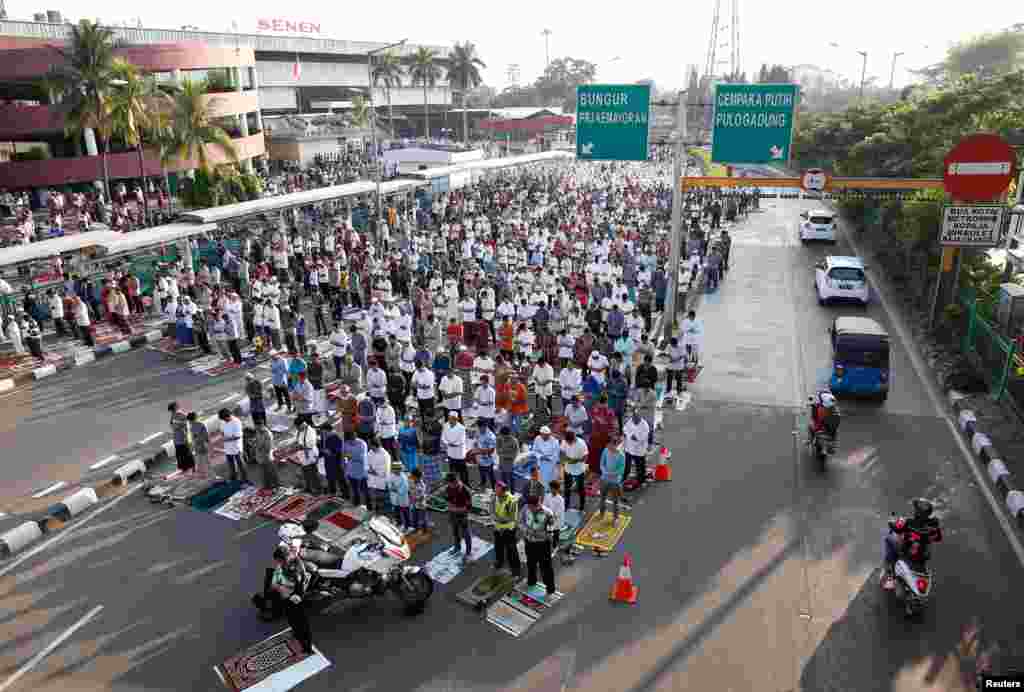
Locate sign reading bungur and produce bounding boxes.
[940,204,1007,247]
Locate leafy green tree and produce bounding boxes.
[171,79,238,175]
[534,57,597,111]
[371,50,405,137]
[916,27,1024,84]
[47,19,118,201]
[447,41,486,143]
[408,47,443,138]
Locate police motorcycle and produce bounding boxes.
[253,516,434,619]
[807,390,840,470]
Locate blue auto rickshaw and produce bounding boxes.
[828,316,890,401]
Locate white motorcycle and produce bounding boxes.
[253,516,434,618]
[882,515,934,618]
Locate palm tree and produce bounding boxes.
[108,59,174,225]
[47,19,118,203]
[408,47,443,140]
[447,42,486,145]
[350,95,371,128]
[372,50,405,137]
[171,79,238,176]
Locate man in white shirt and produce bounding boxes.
[460,295,477,325]
[531,425,561,486]
[559,361,583,410]
[366,361,388,407]
[531,356,555,414]
[365,437,392,513]
[219,408,248,483]
[560,429,589,510]
[474,374,496,431]
[439,371,463,420]
[411,362,437,419]
[587,349,609,384]
[441,412,469,485]
[680,309,703,361]
[472,349,494,386]
[557,330,575,370]
[623,410,651,488]
[376,400,399,457]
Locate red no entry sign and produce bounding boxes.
[944,134,1015,201]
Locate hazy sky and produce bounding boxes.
[6,0,1015,90]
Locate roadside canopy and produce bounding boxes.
[97,223,219,258]
[0,230,127,268]
[478,115,574,132]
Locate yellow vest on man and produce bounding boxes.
[493,494,519,531]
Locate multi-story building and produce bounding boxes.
[0,18,452,193]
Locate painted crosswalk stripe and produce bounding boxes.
[89,455,119,471]
[220,393,241,404]
[138,431,163,445]
[31,481,67,499]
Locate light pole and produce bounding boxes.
[857,50,868,102]
[366,39,407,227]
[541,29,552,69]
[592,56,621,83]
[889,51,905,89]
[662,88,689,343]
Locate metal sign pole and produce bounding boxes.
[662,90,688,344]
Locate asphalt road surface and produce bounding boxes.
[1,198,1022,692]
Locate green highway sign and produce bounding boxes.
[575,83,651,161]
[711,83,798,164]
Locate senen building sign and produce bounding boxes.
[940,204,1007,247]
[256,18,322,34]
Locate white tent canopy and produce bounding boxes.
[0,231,127,268]
[97,223,219,257]
[406,151,573,181]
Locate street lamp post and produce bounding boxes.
[889,51,905,90]
[366,39,407,228]
[857,50,868,102]
[663,89,689,343]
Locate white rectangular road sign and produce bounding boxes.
[947,161,1012,176]
[940,205,1007,247]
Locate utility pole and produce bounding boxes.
[541,29,552,69]
[663,89,689,343]
[889,51,904,90]
[366,39,407,227]
[857,50,868,102]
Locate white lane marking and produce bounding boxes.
[138,432,163,445]
[220,393,241,404]
[0,483,144,579]
[0,378,14,393]
[235,519,278,539]
[843,221,1024,568]
[89,455,119,471]
[0,604,105,692]
[31,481,67,499]
[261,377,271,385]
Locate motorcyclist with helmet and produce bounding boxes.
[882,498,943,588]
[808,391,840,439]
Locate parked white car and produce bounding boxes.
[798,209,838,242]
[815,256,869,306]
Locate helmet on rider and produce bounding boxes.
[819,392,836,408]
[912,498,934,520]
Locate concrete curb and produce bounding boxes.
[4,328,164,389]
[949,390,1024,529]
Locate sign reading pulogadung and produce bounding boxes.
[940,205,1007,247]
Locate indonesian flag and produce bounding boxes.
[293,54,301,80]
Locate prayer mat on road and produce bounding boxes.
[148,474,219,504]
[214,487,292,521]
[422,540,494,585]
[405,527,433,552]
[574,512,632,552]
[312,521,349,546]
[216,629,330,692]
[190,480,245,511]
[302,499,345,524]
[456,572,519,609]
[321,508,359,531]
[260,494,329,522]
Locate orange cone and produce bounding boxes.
[654,447,672,481]
[610,553,639,604]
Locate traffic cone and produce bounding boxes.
[654,447,672,481]
[610,553,639,604]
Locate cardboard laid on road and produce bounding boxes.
[260,493,329,522]
[215,628,330,691]
[302,499,346,524]
[147,473,220,504]
[486,597,540,637]
[214,487,293,521]
[422,540,494,585]
[456,572,520,609]
[574,512,632,552]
